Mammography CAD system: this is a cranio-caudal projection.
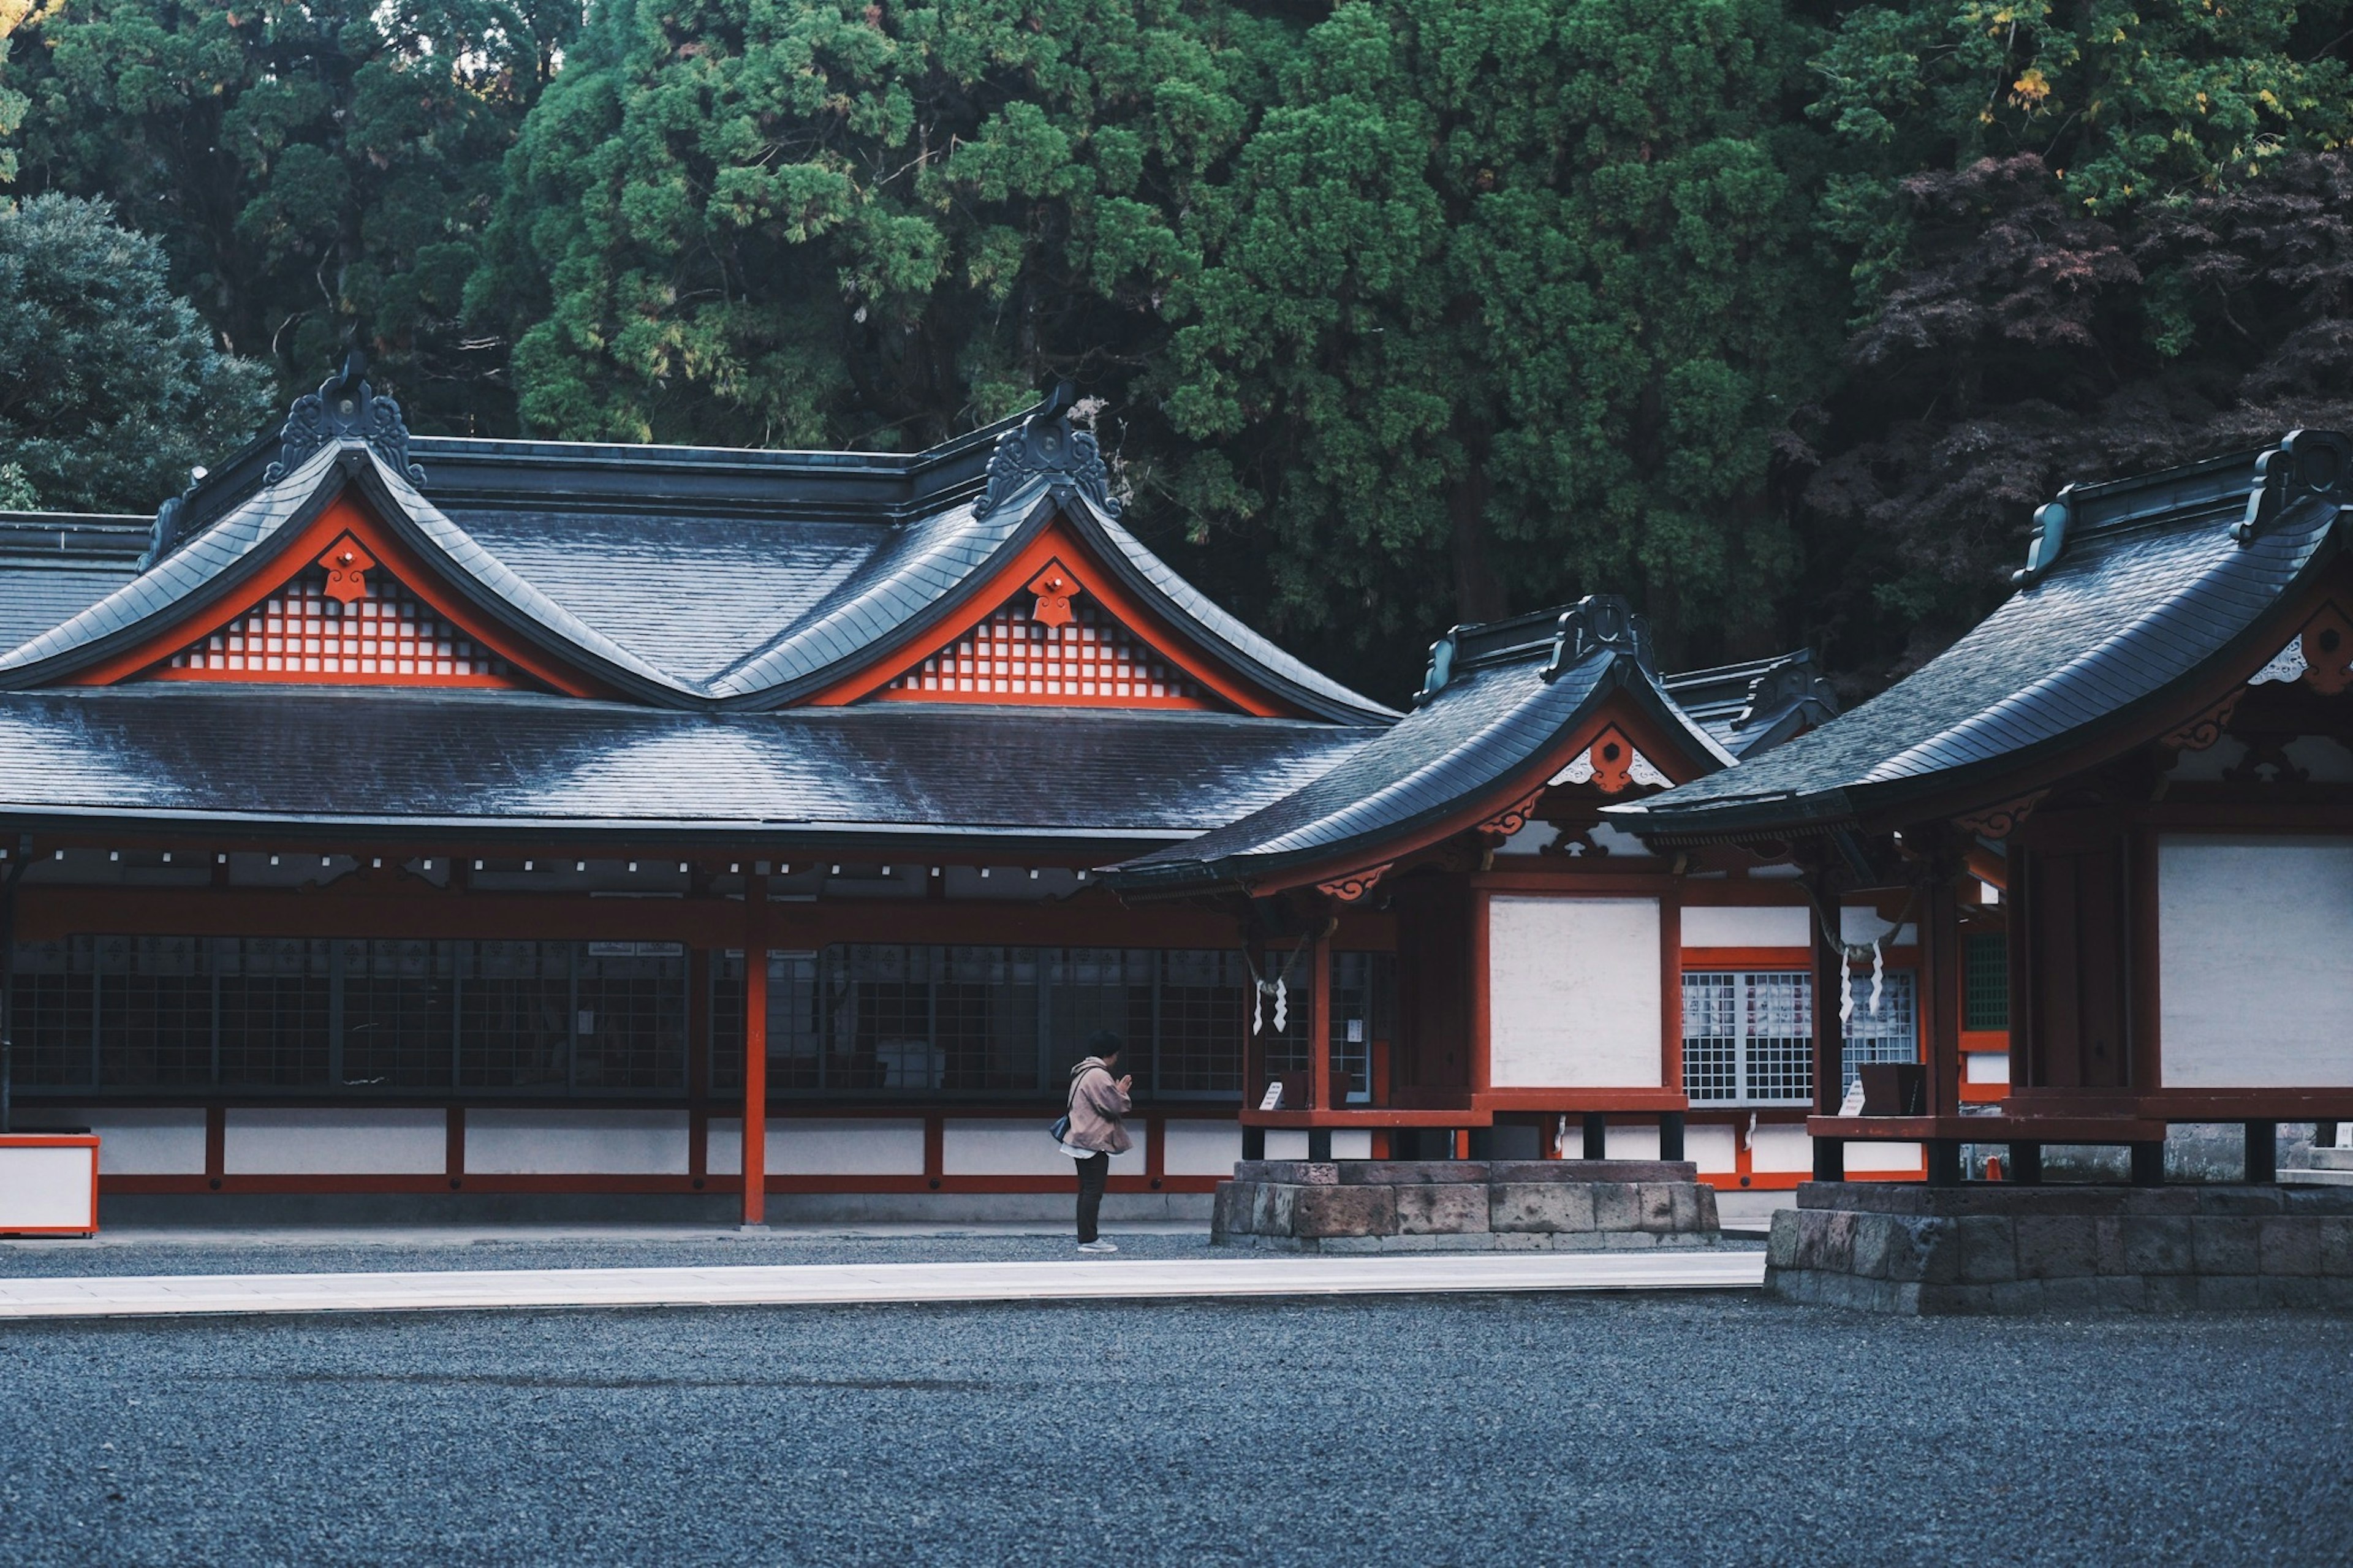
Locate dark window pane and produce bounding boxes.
[459,941,571,1089]
[341,939,455,1088]
[217,938,332,1086]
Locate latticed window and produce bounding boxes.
[97,936,213,1087]
[159,565,518,686]
[458,941,572,1089]
[1681,969,1917,1104]
[216,938,333,1086]
[1156,950,1249,1095]
[1328,952,1391,1105]
[1682,971,1813,1106]
[1965,931,2009,1032]
[341,939,457,1088]
[574,945,689,1091]
[4,937,695,1096]
[881,594,1210,708]
[707,945,1253,1099]
[1841,970,1919,1095]
[9,939,94,1086]
[711,950,822,1093]
[1046,948,1153,1088]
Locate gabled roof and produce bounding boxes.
[1663,649,1840,758]
[0,363,1394,722]
[1610,429,2353,841]
[1106,597,1735,895]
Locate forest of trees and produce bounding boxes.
[4,0,2352,703]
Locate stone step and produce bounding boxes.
[2303,1147,2353,1170]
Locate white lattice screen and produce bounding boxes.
[161,567,517,685]
[884,595,1209,708]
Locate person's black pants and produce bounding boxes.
[1075,1153,1110,1243]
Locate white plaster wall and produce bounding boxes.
[1259,1130,1370,1160]
[464,1110,688,1175]
[1846,1140,1924,1173]
[1604,1123,1661,1160]
[946,1118,1141,1175]
[37,1108,206,1175]
[706,1117,925,1177]
[1680,905,1810,950]
[1163,1120,1243,1176]
[1749,1122,1814,1173]
[1684,1123,1739,1172]
[1965,1051,2012,1085]
[1841,908,1918,946]
[225,1108,445,1175]
[0,1144,96,1229]
[2159,835,2353,1087]
[1488,895,1662,1088]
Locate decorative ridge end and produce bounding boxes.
[1732,649,1837,732]
[1412,628,1461,707]
[264,349,427,490]
[2012,485,2074,587]
[972,381,1119,521]
[2232,428,2349,547]
[1541,594,1654,683]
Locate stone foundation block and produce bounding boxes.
[1214,1159,1721,1252]
[1490,1183,1594,1234]
[2015,1216,2099,1279]
[1399,1183,1491,1235]
[1769,1183,2353,1314]
[1290,1183,1396,1240]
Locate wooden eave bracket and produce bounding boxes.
[1314,861,1394,904]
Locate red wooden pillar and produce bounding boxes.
[741,871,769,1228]
[1308,928,1333,1112]
[1809,874,1846,1182]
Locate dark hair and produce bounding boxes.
[1087,1029,1126,1062]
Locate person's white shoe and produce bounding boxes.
[1076,1239,1118,1253]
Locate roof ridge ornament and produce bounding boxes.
[264,349,427,488]
[2012,487,2074,586]
[1732,649,1836,732]
[972,382,1118,521]
[1541,594,1655,683]
[2233,428,2349,547]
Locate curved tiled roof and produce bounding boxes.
[0,685,1360,839]
[1109,599,1733,893]
[1612,433,2353,838]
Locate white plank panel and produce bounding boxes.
[2159,835,2353,1087]
[1488,896,1662,1088]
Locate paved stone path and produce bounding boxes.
[0,1248,1764,1319]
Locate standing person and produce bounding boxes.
[1062,1031,1133,1253]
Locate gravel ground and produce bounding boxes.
[0,1293,2346,1566]
[0,1229,1245,1276]
[0,1229,1768,1278]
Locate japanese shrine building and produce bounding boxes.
[0,363,1936,1224]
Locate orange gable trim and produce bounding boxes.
[803,519,1294,716]
[64,493,603,697]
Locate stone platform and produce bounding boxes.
[1210,1159,1724,1253]
[1768,1181,2353,1314]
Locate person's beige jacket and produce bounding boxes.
[1065,1057,1133,1154]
